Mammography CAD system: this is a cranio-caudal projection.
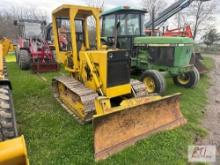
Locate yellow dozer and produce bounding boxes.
[52,5,187,161]
[0,37,29,165]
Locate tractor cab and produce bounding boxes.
[14,19,46,40]
[14,19,47,51]
[101,6,146,51]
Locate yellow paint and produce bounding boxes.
[94,97,111,115]
[94,93,181,117]
[83,17,90,49]
[0,38,14,56]
[57,82,85,120]
[106,84,131,98]
[143,77,156,93]
[69,8,79,71]
[52,5,102,67]
[0,38,15,80]
[0,135,29,165]
[177,74,190,85]
[0,44,4,80]
[84,52,102,89]
[52,5,131,99]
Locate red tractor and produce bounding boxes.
[14,19,58,73]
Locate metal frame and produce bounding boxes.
[52,4,102,71]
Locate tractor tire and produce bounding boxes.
[19,50,31,70]
[15,48,20,64]
[173,66,200,88]
[140,70,166,94]
[0,86,17,141]
[52,50,56,62]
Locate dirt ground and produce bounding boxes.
[201,55,220,164]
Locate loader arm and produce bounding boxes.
[145,0,210,29]
[145,0,194,28]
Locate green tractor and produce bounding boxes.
[101,6,200,94]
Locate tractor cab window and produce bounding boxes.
[23,22,42,38]
[102,14,115,36]
[75,20,84,44]
[56,19,71,51]
[102,13,142,37]
[56,18,83,51]
[118,14,140,36]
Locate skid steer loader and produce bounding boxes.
[0,37,29,165]
[52,5,187,161]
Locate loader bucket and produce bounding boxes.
[94,94,187,161]
[0,136,29,165]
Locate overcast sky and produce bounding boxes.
[0,0,219,31]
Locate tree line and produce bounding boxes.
[0,6,48,39]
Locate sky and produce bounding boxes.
[0,0,219,32]
[0,0,143,12]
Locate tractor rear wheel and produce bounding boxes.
[52,50,56,62]
[19,50,31,70]
[140,70,166,94]
[173,66,200,88]
[15,48,20,64]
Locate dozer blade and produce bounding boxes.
[0,135,29,165]
[94,93,187,161]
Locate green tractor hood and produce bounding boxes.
[134,36,194,46]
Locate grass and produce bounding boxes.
[6,54,214,165]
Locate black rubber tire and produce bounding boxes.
[140,70,166,94]
[0,86,17,141]
[19,50,31,70]
[52,50,56,62]
[173,66,200,88]
[15,48,20,64]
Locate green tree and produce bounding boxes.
[187,0,216,40]
[202,28,220,47]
